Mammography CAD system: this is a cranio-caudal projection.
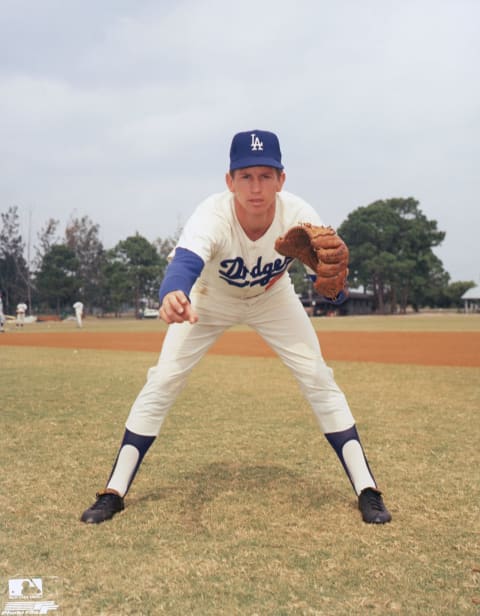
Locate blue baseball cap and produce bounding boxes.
[229,129,284,171]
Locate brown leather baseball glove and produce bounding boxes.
[275,223,349,300]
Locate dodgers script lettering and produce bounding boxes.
[219,255,292,288]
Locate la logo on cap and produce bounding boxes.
[250,133,264,151]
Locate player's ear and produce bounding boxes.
[225,171,234,191]
[277,171,286,191]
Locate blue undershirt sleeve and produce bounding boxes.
[321,289,349,306]
[159,247,205,303]
[308,275,348,305]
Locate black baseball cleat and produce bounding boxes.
[358,487,392,524]
[80,491,125,524]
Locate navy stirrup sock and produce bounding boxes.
[107,428,156,496]
[325,425,376,494]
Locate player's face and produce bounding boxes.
[226,166,286,217]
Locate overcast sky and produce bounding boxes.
[1,0,479,282]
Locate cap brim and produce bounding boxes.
[230,157,284,171]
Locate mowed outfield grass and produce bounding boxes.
[1,314,479,615]
[4,310,480,334]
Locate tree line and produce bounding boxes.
[0,207,177,317]
[0,198,475,317]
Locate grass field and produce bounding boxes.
[5,310,480,334]
[1,315,479,614]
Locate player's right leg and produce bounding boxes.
[80,306,231,524]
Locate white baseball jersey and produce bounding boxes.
[174,190,323,300]
[16,303,27,313]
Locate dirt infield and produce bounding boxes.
[1,330,479,366]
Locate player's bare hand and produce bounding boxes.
[160,291,199,325]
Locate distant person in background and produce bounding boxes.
[16,302,27,327]
[0,293,5,332]
[73,301,84,328]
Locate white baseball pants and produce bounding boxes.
[125,284,355,437]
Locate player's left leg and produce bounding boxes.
[249,288,391,524]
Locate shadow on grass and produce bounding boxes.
[131,461,340,529]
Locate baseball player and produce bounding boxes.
[0,293,5,332]
[16,302,27,327]
[81,129,391,525]
[73,301,84,328]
